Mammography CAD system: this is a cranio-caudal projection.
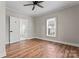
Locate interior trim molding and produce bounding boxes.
[6,37,35,45]
[34,37,79,47]
[6,36,79,47]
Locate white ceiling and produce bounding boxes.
[6,1,79,17]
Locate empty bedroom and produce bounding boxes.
[0,0,79,58]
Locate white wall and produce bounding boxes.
[6,8,34,44]
[0,2,6,57]
[34,5,79,47]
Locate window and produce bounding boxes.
[47,17,56,37]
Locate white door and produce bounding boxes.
[10,16,20,43]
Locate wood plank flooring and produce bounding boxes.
[5,38,79,58]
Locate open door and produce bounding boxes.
[9,16,20,43]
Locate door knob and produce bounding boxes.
[10,31,13,32]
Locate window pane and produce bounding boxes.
[47,17,56,37]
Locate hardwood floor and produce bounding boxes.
[5,38,79,58]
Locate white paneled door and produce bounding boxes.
[10,16,20,43]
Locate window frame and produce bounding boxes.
[46,17,56,37]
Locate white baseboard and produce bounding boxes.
[35,37,79,47]
[6,37,35,45]
[6,37,79,47]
